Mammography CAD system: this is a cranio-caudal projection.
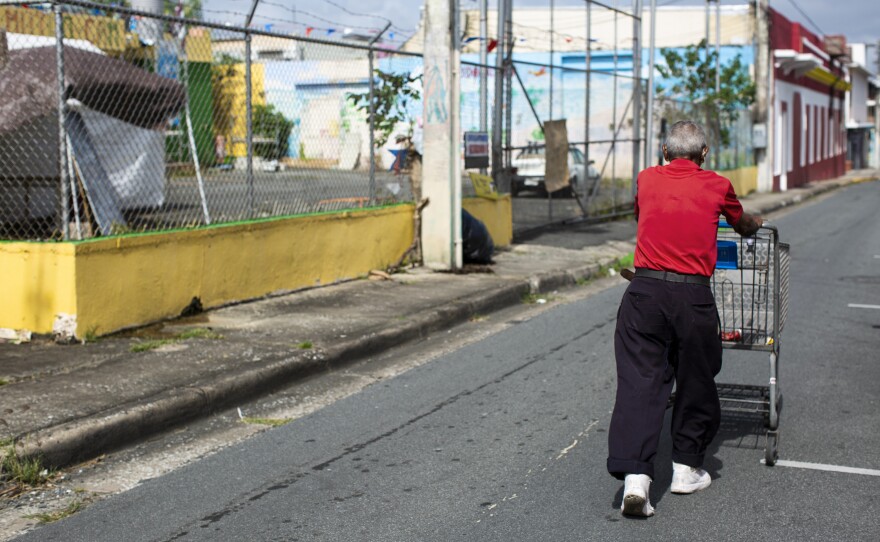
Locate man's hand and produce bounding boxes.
[733,213,763,237]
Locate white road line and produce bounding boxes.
[848,304,880,310]
[765,459,880,477]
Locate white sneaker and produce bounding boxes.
[621,474,655,517]
[671,462,712,494]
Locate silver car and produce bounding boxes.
[510,145,599,197]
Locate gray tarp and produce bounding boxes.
[0,45,185,228]
[0,45,186,136]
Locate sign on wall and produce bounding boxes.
[464,131,489,169]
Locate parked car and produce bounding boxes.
[510,145,599,197]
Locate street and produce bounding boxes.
[11,181,880,541]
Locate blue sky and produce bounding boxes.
[201,1,878,54]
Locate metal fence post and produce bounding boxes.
[491,0,507,185]
[632,0,642,199]
[245,31,255,218]
[549,0,554,121]
[367,23,390,205]
[585,1,592,210]
[181,25,211,225]
[645,0,657,167]
[54,3,69,240]
[479,0,488,174]
[368,46,376,203]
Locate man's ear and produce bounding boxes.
[662,144,669,163]
[702,146,710,158]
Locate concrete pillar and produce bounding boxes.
[422,0,462,269]
[754,0,774,192]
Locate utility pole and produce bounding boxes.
[754,0,772,192]
[423,0,462,269]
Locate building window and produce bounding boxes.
[804,106,809,166]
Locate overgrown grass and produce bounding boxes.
[1,446,53,487]
[597,253,636,278]
[611,253,635,272]
[130,328,223,353]
[82,326,100,343]
[241,417,292,427]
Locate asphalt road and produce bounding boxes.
[15,182,879,541]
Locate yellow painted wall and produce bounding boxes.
[212,63,267,158]
[462,195,513,247]
[1,205,414,337]
[720,166,758,197]
[0,7,127,54]
[0,242,77,333]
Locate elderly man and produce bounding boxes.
[608,120,763,517]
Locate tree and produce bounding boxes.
[348,69,422,150]
[164,0,202,19]
[655,39,755,149]
[252,104,294,160]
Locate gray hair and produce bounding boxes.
[664,120,707,161]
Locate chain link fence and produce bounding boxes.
[488,1,646,237]
[654,96,755,172]
[0,1,418,241]
[1,1,651,242]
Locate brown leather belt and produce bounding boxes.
[634,268,711,287]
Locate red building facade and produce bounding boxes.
[769,9,848,190]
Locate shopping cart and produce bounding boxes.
[710,222,790,465]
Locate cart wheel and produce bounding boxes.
[764,431,779,466]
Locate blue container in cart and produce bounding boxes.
[716,240,738,269]
[716,221,738,269]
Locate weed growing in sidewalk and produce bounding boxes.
[130,328,224,353]
[176,328,223,340]
[130,339,176,353]
[26,499,86,524]
[0,379,7,387]
[82,327,100,343]
[298,341,313,350]
[612,253,635,272]
[1,445,53,488]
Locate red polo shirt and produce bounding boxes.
[634,159,744,277]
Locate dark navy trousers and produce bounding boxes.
[607,276,723,481]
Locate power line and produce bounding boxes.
[781,0,825,36]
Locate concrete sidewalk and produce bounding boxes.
[1,169,876,468]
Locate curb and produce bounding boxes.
[17,249,633,468]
